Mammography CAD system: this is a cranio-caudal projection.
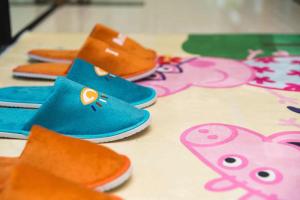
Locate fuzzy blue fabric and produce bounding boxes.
[67,58,156,106]
[0,86,52,104]
[0,77,150,139]
[0,59,156,107]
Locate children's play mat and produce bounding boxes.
[0,33,299,200]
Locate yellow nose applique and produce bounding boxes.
[80,88,99,105]
[94,66,108,76]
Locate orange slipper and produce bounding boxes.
[0,162,121,200]
[0,125,132,192]
[90,23,156,59]
[14,37,157,81]
[28,23,156,63]
[77,37,156,79]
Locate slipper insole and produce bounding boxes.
[0,86,53,104]
[0,108,36,135]
[13,63,69,76]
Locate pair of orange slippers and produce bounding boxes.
[13,24,157,81]
[0,126,131,200]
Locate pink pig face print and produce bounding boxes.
[181,123,300,200]
[137,56,255,97]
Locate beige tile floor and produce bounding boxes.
[33,0,300,33]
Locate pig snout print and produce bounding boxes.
[181,123,300,200]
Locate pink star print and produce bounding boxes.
[291,60,300,65]
[252,66,274,73]
[284,83,300,91]
[253,76,275,84]
[288,70,300,77]
[255,57,275,64]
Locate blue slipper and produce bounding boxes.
[0,77,151,142]
[0,59,156,109]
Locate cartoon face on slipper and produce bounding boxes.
[181,123,300,200]
[138,56,254,97]
[80,88,108,111]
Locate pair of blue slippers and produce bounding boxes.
[0,59,156,142]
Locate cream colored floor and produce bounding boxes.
[33,0,300,33]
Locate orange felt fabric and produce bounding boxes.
[0,158,17,189]
[0,162,121,200]
[13,62,70,76]
[14,36,157,78]
[26,23,156,62]
[89,23,156,59]
[0,126,131,188]
[76,37,156,78]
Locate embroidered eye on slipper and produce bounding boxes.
[27,23,156,62]
[0,125,131,192]
[0,162,122,200]
[2,59,157,109]
[13,36,157,81]
[0,77,151,142]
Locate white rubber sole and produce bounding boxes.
[134,93,157,109]
[96,164,132,192]
[28,54,72,64]
[13,72,57,80]
[13,65,157,82]
[0,115,151,143]
[126,66,157,81]
[0,132,27,139]
[85,115,151,143]
[0,101,41,108]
